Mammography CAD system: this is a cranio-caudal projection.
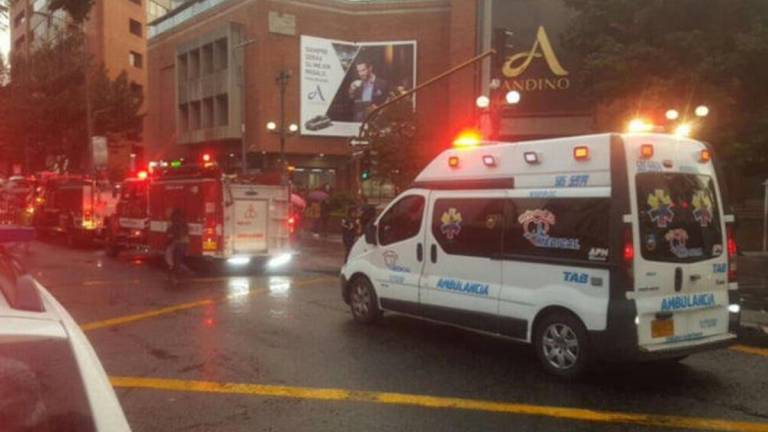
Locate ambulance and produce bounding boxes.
[341,133,739,377]
[146,166,293,269]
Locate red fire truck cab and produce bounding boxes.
[147,167,292,269]
[33,176,117,246]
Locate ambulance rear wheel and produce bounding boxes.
[534,311,591,379]
[349,277,380,324]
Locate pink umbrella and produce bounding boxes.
[291,193,306,209]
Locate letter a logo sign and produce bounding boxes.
[502,26,569,78]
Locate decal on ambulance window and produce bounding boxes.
[692,190,713,227]
[440,208,463,240]
[431,199,504,258]
[647,189,675,228]
[637,173,722,263]
[504,198,609,262]
[518,209,580,250]
[665,228,703,259]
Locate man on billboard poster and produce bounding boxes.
[348,59,391,122]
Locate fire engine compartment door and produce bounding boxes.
[233,199,268,253]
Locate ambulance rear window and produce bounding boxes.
[636,173,722,263]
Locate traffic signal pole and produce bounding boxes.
[352,49,497,195]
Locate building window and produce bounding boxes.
[202,97,214,128]
[201,43,213,75]
[214,38,228,70]
[178,104,189,132]
[129,51,143,68]
[215,94,228,126]
[177,54,188,81]
[190,101,201,130]
[129,19,142,37]
[188,49,200,80]
[14,10,26,28]
[431,198,505,258]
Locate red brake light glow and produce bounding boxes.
[727,225,737,282]
[202,153,212,162]
[137,170,148,180]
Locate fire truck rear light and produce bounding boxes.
[482,155,496,167]
[137,170,148,180]
[448,156,460,168]
[524,152,539,164]
[640,144,654,159]
[574,146,590,160]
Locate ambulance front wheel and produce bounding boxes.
[534,311,591,379]
[349,276,380,324]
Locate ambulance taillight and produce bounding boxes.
[727,225,737,283]
[623,226,634,289]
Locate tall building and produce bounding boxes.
[145,0,476,193]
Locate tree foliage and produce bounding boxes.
[362,95,421,191]
[0,29,143,173]
[48,0,94,24]
[562,0,768,176]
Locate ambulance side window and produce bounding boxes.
[504,198,610,262]
[378,195,425,246]
[431,198,504,258]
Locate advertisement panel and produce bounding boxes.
[300,35,417,137]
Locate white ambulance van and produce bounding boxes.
[341,133,739,377]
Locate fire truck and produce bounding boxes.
[104,174,150,257]
[33,176,118,246]
[146,165,293,269]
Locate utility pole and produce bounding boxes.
[275,70,291,166]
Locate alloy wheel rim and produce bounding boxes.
[351,283,370,317]
[542,323,579,370]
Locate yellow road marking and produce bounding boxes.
[80,300,214,331]
[80,276,333,332]
[109,376,768,432]
[730,344,768,358]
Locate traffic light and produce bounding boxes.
[360,150,372,181]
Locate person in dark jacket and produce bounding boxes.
[166,208,189,274]
[341,207,359,261]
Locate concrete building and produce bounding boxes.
[144,0,478,192]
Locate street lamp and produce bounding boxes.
[665,109,680,120]
[288,123,299,133]
[266,121,277,131]
[695,105,710,118]
[505,90,521,105]
[476,95,490,109]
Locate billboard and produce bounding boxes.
[300,35,417,137]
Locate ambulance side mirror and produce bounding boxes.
[364,223,377,245]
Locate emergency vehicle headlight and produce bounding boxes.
[524,152,539,164]
[728,304,740,314]
[482,155,496,167]
[699,149,711,163]
[227,256,251,266]
[448,156,460,168]
[267,253,292,268]
[574,146,590,161]
[640,144,654,159]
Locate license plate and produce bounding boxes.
[651,319,674,338]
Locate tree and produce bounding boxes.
[362,95,422,191]
[562,0,768,180]
[3,29,143,173]
[48,0,94,24]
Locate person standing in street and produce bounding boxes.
[166,208,190,279]
[341,207,359,261]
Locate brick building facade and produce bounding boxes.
[144,0,479,192]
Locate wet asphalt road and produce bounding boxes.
[18,240,768,432]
